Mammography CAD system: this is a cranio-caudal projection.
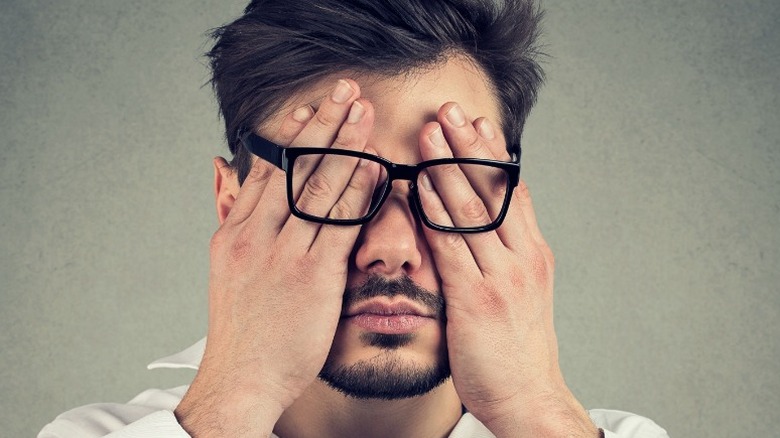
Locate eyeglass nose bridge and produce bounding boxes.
[362,161,423,224]
[383,162,421,185]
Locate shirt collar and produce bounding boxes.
[147,337,205,370]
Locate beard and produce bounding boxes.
[318,275,450,400]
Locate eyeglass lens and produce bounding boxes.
[288,152,509,230]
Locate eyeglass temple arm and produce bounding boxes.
[238,129,285,169]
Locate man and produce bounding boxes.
[40,0,668,437]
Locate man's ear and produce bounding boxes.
[213,157,240,225]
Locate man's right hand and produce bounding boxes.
[174,79,379,437]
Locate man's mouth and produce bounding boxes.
[342,299,435,334]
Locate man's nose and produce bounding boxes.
[352,184,423,277]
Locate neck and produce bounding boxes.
[274,379,463,438]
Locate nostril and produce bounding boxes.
[366,259,388,273]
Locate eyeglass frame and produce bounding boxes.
[238,129,522,233]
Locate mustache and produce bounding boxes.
[343,274,445,318]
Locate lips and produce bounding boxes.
[344,299,432,318]
[342,299,435,335]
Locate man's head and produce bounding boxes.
[207,0,544,400]
[208,0,544,183]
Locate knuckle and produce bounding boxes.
[209,227,229,254]
[462,132,483,154]
[507,248,551,290]
[345,167,376,195]
[329,199,356,220]
[332,129,360,150]
[508,266,526,290]
[330,180,370,220]
[277,123,302,144]
[475,281,510,317]
[209,226,252,265]
[526,249,551,285]
[226,229,255,263]
[288,252,320,284]
[302,171,335,201]
[313,109,341,130]
[441,231,466,252]
[459,195,489,221]
[246,159,272,182]
[516,180,531,201]
[346,171,368,191]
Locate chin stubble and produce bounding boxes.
[318,350,451,400]
[318,275,450,399]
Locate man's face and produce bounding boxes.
[261,57,504,399]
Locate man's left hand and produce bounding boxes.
[416,102,599,438]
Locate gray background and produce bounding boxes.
[1,1,778,437]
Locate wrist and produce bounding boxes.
[479,388,598,438]
[175,378,285,438]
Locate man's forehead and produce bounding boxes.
[262,56,503,150]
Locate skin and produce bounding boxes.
[174,57,599,437]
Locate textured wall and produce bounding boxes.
[1,1,778,437]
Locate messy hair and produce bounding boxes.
[207,0,545,184]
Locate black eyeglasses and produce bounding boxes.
[238,130,521,233]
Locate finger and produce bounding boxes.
[289,79,361,149]
[439,102,508,161]
[283,79,364,217]
[223,153,278,227]
[280,98,376,247]
[290,99,373,202]
[310,147,383,256]
[476,168,541,253]
[236,105,317,236]
[419,123,493,230]
[272,104,316,146]
[437,102,528,250]
[513,180,554,266]
[436,103,512,222]
[416,169,482,279]
[248,78,358,236]
[264,79,364,246]
[324,146,382,222]
[418,122,506,274]
[472,117,511,162]
[292,99,374,216]
[498,180,555,290]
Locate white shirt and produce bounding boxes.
[38,338,669,438]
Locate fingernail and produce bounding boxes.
[421,172,434,191]
[331,79,354,104]
[292,105,314,123]
[445,104,466,127]
[428,126,446,148]
[347,101,364,124]
[478,118,495,140]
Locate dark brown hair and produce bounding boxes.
[207,0,545,184]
